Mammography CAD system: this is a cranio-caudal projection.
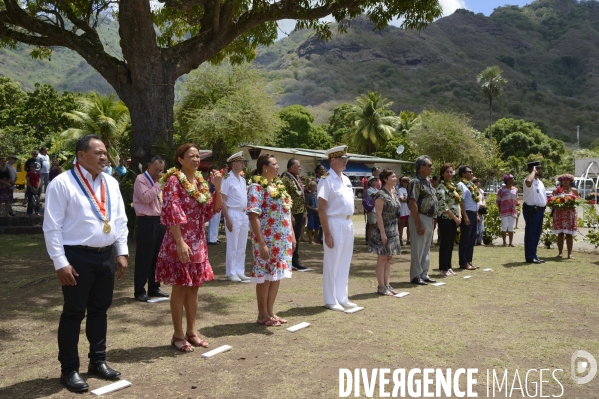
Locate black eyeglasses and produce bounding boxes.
[465,171,473,174]
[424,164,433,167]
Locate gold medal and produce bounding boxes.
[103,220,111,234]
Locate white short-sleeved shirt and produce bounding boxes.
[221,172,248,209]
[317,172,355,217]
[523,178,547,207]
[397,186,410,216]
[37,154,50,174]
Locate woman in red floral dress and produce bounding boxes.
[156,143,222,352]
[247,153,296,327]
[552,174,579,259]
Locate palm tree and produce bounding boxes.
[346,92,398,155]
[60,92,131,165]
[477,66,507,146]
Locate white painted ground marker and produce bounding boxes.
[201,345,232,359]
[146,297,169,303]
[483,268,493,272]
[394,292,410,298]
[463,275,472,279]
[430,282,446,287]
[344,306,365,314]
[295,268,313,272]
[91,380,131,396]
[286,322,311,332]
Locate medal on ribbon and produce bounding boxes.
[71,163,112,233]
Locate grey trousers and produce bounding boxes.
[408,214,434,280]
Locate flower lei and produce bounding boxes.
[250,175,293,211]
[442,180,463,204]
[461,179,480,203]
[160,167,211,204]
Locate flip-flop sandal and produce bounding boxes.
[386,285,399,295]
[171,336,194,352]
[377,286,394,296]
[257,318,281,327]
[185,333,209,348]
[273,316,288,324]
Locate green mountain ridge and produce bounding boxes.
[1,0,598,145]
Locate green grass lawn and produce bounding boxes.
[0,235,598,398]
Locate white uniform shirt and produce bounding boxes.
[6,163,16,183]
[397,186,410,217]
[221,172,248,210]
[317,172,355,217]
[522,178,547,207]
[37,153,50,174]
[43,164,129,270]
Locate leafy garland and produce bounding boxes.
[160,167,211,204]
[442,180,463,204]
[250,175,293,211]
[461,179,480,203]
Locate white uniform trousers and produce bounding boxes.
[208,211,221,243]
[225,209,249,277]
[322,217,354,306]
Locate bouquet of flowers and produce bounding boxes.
[546,194,581,209]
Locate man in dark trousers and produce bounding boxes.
[522,161,547,263]
[282,158,308,271]
[132,155,169,301]
[43,135,129,392]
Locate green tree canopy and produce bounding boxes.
[477,65,507,144]
[327,103,354,145]
[277,105,332,150]
[176,64,281,166]
[408,110,487,174]
[0,0,442,168]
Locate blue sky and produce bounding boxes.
[276,0,535,39]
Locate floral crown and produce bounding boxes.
[557,174,574,182]
[503,174,512,182]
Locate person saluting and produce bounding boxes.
[43,135,129,392]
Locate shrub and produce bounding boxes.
[541,211,557,249]
[483,194,501,245]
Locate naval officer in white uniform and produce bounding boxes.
[221,151,250,282]
[318,145,360,311]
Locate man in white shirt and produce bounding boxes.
[522,161,547,264]
[457,165,479,270]
[37,147,51,193]
[43,135,128,393]
[318,145,360,312]
[132,155,169,301]
[104,161,113,176]
[221,151,250,282]
[6,155,17,216]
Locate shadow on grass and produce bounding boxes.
[199,322,275,338]
[277,305,327,318]
[108,345,178,363]
[0,378,64,399]
[349,292,379,300]
[502,261,533,268]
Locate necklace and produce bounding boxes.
[442,180,463,204]
[160,167,211,204]
[250,175,292,210]
[460,179,480,202]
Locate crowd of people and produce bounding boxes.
[23,133,581,393]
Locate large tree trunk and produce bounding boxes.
[125,80,175,172]
[116,0,176,171]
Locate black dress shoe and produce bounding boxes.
[88,361,121,380]
[60,371,89,392]
[135,294,150,302]
[411,277,428,285]
[148,289,169,298]
[292,263,307,271]
[423,277,436,283]
[208,241,219,245]
[526,259,543,264]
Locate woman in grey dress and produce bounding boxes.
[368,169,401,296]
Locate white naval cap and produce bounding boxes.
[227,151,246,163]
[325,145,349,159]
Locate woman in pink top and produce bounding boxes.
[496,174,519,247]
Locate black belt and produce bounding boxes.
[66,245,114,252]
[523,203,546,212]
[138,216,161,219]
[419,211,435,218]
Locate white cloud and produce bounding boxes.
[439,0,468,16]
